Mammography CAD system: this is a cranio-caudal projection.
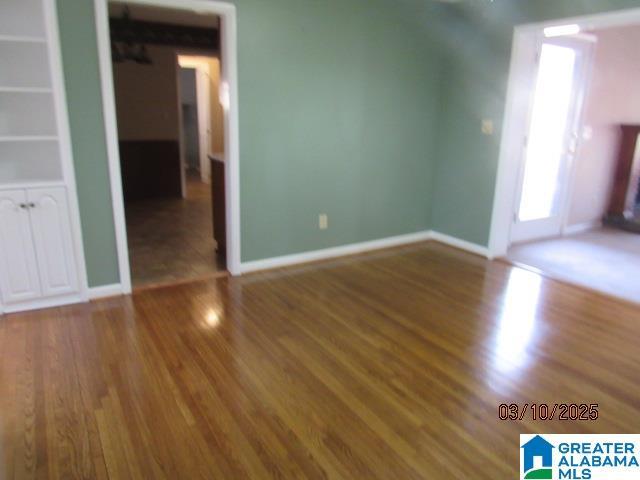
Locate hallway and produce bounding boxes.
[126,178,225,287]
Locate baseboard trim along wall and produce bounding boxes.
[1,294,84,314]
[239,230,491,274]
[429,231,492,258]
[563,220,602,236]
[82,232,491,295]
[88,283,124,300]
[240,231,432,274]
[81,230,490,300]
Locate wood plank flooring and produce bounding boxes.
[1,241,639,479]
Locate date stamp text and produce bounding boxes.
[498,403,599,421]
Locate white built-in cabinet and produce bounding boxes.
[0,0,88,313]
[0,190,41,303]
[0,188,78,303]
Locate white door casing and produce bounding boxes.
[95,0,242,282]
[510,35,594,244]
[488,9,640,258]
[196,66,212,182]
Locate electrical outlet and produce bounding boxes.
[319,214,328,230]
[482,119,494,136]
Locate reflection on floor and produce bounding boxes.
[508,228,640,304]
[126,178,225,287]
[3,242,640,478]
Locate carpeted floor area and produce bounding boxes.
[507,228,640,304]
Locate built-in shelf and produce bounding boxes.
[0,40,52,89]
[0,135,62,184]
[0,0,86,313]
[0,1,60,185]
[0,91,57,137]
[0,35,46,44]
[0,135,58,142]
[0,87,52,93]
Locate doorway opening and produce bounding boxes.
[510,35,593,244]
[491,9,640,304]
[105,1,230,289]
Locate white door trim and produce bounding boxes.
[94,0,132,293]
[196,65,212,182]
[488,6,640,258]
[177,56,215,182]
[510,35,595,245]
[175,55,187,198]
[45,0,90,301]
[93,0,242,293]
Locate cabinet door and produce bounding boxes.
[0,189,42,304]
[27,187,78,297]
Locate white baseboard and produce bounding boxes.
[0,284,123,314]
[240,230,432,274]
[239,229,493,275]
[429,231,491,258]
[88,283,124,300]
[1,293,84,314]
[563,220,602,236]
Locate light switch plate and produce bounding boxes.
[319,214,328,230]
[482,119,494,135]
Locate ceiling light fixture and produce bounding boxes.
[111,5,153,65]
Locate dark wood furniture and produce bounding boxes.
[608,125,640,217]
[606,125,640,232]
[211,155,226,254]
[119,140,182,202]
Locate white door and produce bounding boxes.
[196,67,212,182]
[511,36,593,244]
[0,189,42,304]
[27,187,78,297]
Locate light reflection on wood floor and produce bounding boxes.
[1,242,639,478]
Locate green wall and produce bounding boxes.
[57,0,442,286]
[57,0,640,288]
[429,0,640,246]
[236,0,441,260]
[57,0,120,287]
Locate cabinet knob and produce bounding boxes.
[28,202,35,208]
[19,203,27,209]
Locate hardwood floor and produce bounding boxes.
[1,242,639,479]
